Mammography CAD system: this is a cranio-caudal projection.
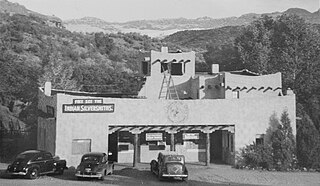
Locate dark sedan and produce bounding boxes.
[6,150,67,179]
[75,152,114,180]
[150,152,188,181]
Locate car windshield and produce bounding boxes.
[81,155,101,162]
[15,153,36,162]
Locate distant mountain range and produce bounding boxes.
[64,8,320,38]
[0,0,61,22]
[1,0,319,38]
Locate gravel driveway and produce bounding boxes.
[0,162,319,186]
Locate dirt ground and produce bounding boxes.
[0,162,319,186]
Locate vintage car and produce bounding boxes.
[150,152,188,181]
[75,152,114,180]
[6,150,68,179]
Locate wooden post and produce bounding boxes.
[170,133,175,151]
[133,133,139,168]
[206,132,210,166]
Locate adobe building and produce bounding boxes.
[37,47,296,167]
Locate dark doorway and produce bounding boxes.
[108,132,118,162]
[210,130,223,163]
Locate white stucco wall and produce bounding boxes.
[50,92,295,167]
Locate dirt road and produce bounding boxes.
[0,163,319,186]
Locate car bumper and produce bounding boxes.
[75,173,103,178]
[6,171,27,176]
[161,174,188,178]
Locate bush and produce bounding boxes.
[237,143,273,170]
[237,110,296,171]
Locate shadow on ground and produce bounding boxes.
[0,164,264,186]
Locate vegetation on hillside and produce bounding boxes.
[1,10,320,169]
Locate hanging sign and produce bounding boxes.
[146,133,163,141]
[183,133,199,140]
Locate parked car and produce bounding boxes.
[150,152,188,181]
[6,150,68,179]
[75,152,114,180]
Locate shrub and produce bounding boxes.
[237,110,296,171]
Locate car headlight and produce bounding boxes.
[7,165,11,170]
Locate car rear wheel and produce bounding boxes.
[28,168,39,179]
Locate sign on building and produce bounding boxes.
[146,133,163,141]
[183,133,199,140]
[63,99,114,113]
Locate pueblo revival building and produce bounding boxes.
[37,47,296,167]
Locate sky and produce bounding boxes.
[9,0,320,22]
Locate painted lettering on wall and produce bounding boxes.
[73,99,103,104]
[63,104,115,113]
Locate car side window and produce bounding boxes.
[35,155,44,161]
[43,153,52,160]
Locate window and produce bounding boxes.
[232,91,239,99]
[161,63,168,73]
[171,63,183,75]
[141,61,151,76]
[255,134,264,145]
[43,153,52,160]
[46,106,54,117]
[72,139,91,155]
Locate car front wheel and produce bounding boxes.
[28,168,39,179]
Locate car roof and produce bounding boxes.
[20,150,48,154]
[159,152,184,157]
[82,152,106,157]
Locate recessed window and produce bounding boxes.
[141,61,150,76]
[161,63,168,73]
[46,106,54,117]
[255,134,264,145]
[171,63,183,75]
[72,139,91,155]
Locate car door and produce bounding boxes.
[33,153,46,174]
[43,152,55,173]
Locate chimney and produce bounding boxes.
[44,82,52,96]
[211,64,219,73]
[161,47,168,53]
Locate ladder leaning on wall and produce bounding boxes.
[159,63,179,100]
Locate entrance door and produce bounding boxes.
[108,132,118,162]
[210,130,223,163]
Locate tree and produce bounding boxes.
[39,51,79,91]
[235,16,274,74]
[271,14,320,92]
[271,110,296,170]
[296,104,320,169]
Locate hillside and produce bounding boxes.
[0,0,62,23]
[64,8,320,38]
[163,26,244,51]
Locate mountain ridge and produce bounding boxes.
[64,8,320,37]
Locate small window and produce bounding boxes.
[161,63,168,73]
[255,134,264,145]
[72,139,91,155]
[141,61,150,76]
[232,91,239,99]
[171,63,183,75]
[46,106,54,117]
